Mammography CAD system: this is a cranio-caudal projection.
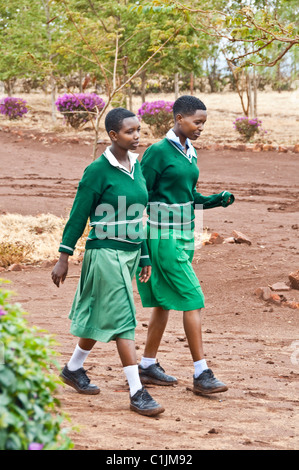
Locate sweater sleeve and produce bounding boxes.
[140,162,160,195]
[193,189,235,210]
[139,240,151,267]
[59,182,100,255]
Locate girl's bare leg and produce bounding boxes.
[143,306,170,358]
[183,309,204,362]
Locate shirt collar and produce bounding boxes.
[104,147,138,173]
[166,129,197,159]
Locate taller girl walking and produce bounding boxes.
[137,95,235,395]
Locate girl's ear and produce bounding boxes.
[109,130,118,142]
[175,113,183,125]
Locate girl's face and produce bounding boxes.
[176,109,207,140]
[111,116,141,151]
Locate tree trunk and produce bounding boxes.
[174,72,179,100]
[190,72,194,95]
[140,70,147,104]
[50,76,57,123]
[247,72,253,118]
[42,0,56,123]
[128,84,133,111]
[79,69,83,92]
[4,79,15,96]
[253,67,257,118]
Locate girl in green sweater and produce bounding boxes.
[51,108,164,417]
[137,95,235,395]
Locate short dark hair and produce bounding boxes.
[105,107,136,134]
[173,95,206,117]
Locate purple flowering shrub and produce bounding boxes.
[138,100,174,137]
[0,97,28,120]
[56,93,105,129]
[233,116,263,142]
[0,283,73,450]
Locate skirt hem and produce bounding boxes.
[70,322,136,343]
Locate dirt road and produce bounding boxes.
[0,128,298,450]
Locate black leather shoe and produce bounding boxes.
[130,387,165,416]
[139,362,178,386]
[60,365,100,395]
[193,369,228,395]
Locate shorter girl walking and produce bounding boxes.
[51,108,164,417]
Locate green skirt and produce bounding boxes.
[69,248,140,342]
[137,226,205,311]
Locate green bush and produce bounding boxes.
[0,280,73,450]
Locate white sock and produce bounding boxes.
[123,365,143,397]
[140,356,156,369]
[67,344,91,371]
[194,359,208,378]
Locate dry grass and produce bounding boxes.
[0,90,298,145]
[0,213,88,266]
[0,213,213,266]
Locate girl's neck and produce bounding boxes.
[109,144,131,171]
[172,126,187,149]
[110,143,130,163]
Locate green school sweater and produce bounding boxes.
[59,151,151,267]
[140,138,234,230]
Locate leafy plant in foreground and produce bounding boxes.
[0,281,73,450]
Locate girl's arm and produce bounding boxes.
[193,189,235,209]
[58,182,99,256]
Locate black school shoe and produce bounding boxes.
[60,365,100,395]
[130,387,165,417]
[193,368,228,395]
[138,362,178,386]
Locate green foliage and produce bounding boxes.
[0,282,73,450]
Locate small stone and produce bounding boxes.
[289,271,299,290]
[223,237,235,244]
[232,230,252,245]
[255,287,271,301]
[269,293,285,305]
[209,232,224,244]
[7,264,22,271]
[270,282,290,292]
[284,301,299,310]
[208,428,218,434]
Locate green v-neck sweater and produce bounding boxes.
[58,153,151,267]
[140,138,234,229]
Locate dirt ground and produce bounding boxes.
[0,127,298,451]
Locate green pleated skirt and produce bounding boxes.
[69,248,140,342]
[137,226,205,311]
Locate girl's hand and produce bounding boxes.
[139,266,151,283]
[51,253,69,287]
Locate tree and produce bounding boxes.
[134,0,298,117]
[54,0,183,158]
[0,1,47,94]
